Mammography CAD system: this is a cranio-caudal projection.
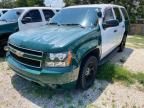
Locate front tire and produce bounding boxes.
[78,56,98,90]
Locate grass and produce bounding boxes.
[0,57,5,62]
[97,63,144,86]
[127,35,144,48]
[64,92,73,104]
[86,104,98,108]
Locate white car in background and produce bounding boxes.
[0,7,60,55]
[18,7,60,30]
[0,9,10,17]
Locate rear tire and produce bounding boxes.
[78,56,98,90]
[118,34,127,52]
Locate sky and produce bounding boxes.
[44,0,65,8]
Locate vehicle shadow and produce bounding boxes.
[0,57,5,63]
[11,74,109,108]
[11,47,134,108]
[110,47,134,65]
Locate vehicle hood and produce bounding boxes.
[0,21,18,34]
[9,25,93,52]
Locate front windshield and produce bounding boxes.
[50,8,98,27]
[0,9,24,22]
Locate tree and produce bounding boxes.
[16,0,28,7]
[64,0,144,23]
[0,0,16,8]
[15,0,44,7]
[27,0,44,6]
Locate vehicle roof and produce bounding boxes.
[66,4,125,9]
[14,7,61,10]
[0,9,11,10]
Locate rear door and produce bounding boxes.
[113,7,125,45]
[19,9,43,31]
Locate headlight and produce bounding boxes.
[45,51,72,67]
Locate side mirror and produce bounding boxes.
[103,20,119,29]
[47,18,51,22]
[21,17,32,24]
[16,11,21,16]
[97,11,102,18]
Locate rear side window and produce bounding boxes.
[42,10,55,21]
[103,8,114,22]
[23,10,42,23]
[2,10,7,14]
[113,8,122,22]
[56,10,60,12]
[121,8,129,20]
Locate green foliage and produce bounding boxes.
[97,63,144,86]
[16,0,44,7]
[135,73,144,86]
[97,63,134,84]
[127,35,144,48]
[0,0,16,8]
[16,0,28,7]
[65,0,144,23]
[0,0,143,23]
[27,0,44,6]
[0,0,44,8]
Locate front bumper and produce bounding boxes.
[7,54,80,89]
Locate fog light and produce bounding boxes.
[4,46,9,51]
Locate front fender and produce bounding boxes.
[75,39,100,65]
[0,22,18,34]
[71,27,101,67]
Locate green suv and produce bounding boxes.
[6,4,129,90]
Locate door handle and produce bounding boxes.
[114,30,117,32]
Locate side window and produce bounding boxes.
[56,10,60,12]
[103,8,114,22]
[42,10,55,21]
[113,8,122,22]
[23,10,42,23]
[121,8,129,20]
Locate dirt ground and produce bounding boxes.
[111,48,144,73]
[0,36,144,108]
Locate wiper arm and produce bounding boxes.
[62,23,85,28]
[48,22,61,26]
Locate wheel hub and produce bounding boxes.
[85,68,91,76]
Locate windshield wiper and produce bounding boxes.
[62,23,85,28]
[48,22,61,26]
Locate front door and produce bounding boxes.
[101,8,118,59]
[19,9,44,31]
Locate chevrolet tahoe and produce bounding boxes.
[6,4,130,90]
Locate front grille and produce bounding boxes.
[9,44,43,56]
[10,52,41,68]
[9,43,43,68]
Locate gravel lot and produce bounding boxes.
[0,36,144,108]
[111,48,144,73]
